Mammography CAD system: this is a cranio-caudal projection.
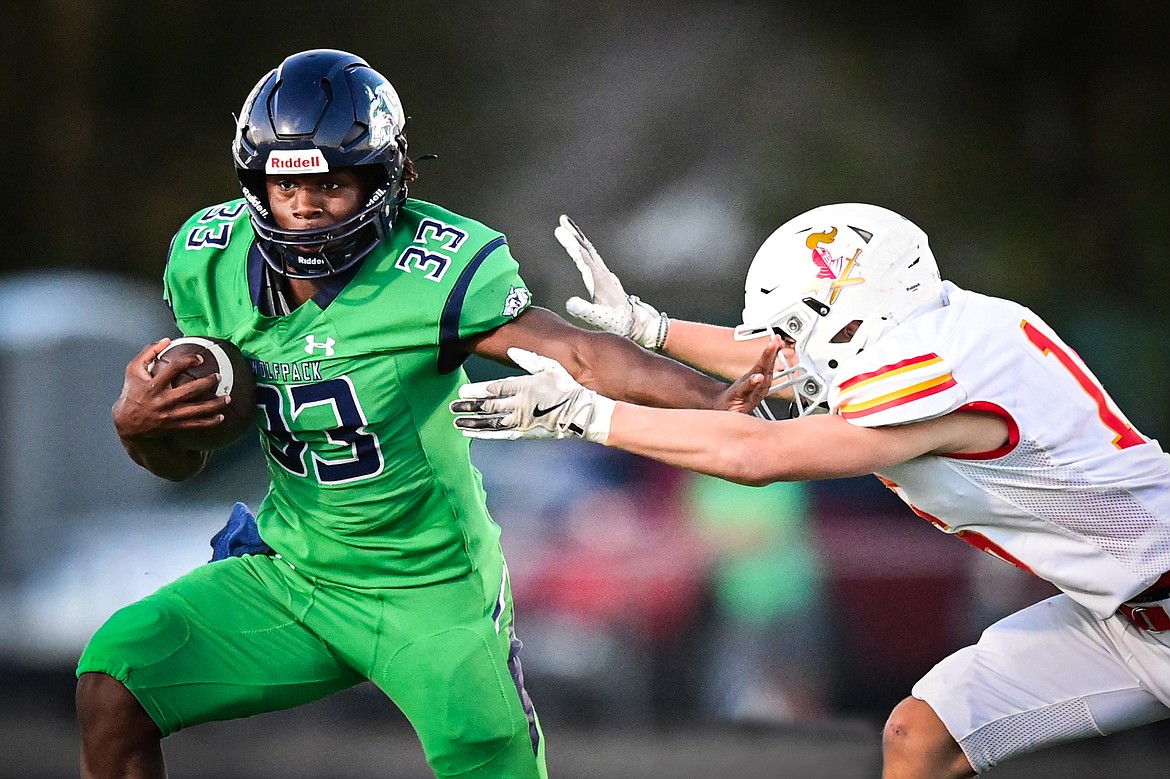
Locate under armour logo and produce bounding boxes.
[305,335,336,356]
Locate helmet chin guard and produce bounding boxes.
[736,203,945,416]
[232,49,409,279]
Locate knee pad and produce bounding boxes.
[77,595,191,682]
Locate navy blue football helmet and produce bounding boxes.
[232,49,409,278]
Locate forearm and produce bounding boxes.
[470,308,728,410]
[119,435,209,481]
[661,320,772,381]
[572,331,727,409]
[602,404,890,484]
[604,403,781,484]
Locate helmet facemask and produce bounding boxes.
[239,163,404,279]
[734,298,846,417]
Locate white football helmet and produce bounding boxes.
[735,203,944,416]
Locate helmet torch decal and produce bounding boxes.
[265,149,329,173]
[807,228,839,279]
[807,226,864,304]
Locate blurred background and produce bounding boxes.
[3,1,1170,776]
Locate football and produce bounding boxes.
[150,336,257,450]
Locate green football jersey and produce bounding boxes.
[163,198,533,588]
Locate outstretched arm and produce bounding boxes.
[465,306,732,410]
[605,403,1010,484]
[602,406,932,484]
[452,347,1012,485]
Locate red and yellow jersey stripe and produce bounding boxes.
[835,353,960,422]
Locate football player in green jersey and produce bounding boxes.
[75,50,752,779]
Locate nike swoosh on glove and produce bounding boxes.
[450,347,615,442]
[555,215,669,350]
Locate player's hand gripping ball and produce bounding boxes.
[149,337,257,450]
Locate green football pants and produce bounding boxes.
[77,553,547,778]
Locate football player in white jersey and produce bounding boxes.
[450,204,1170,777]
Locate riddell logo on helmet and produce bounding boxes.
[265,150,329,174]
[364,186,388,208]
[241,187,269,218]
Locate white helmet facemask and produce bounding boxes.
[734,203,945,417]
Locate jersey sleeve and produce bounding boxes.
[829,349,967,427]
[160,230,181,322]
[454,240,532,337]
[436,238,533,373]
[161,216,210,334]
[160,200,252,338]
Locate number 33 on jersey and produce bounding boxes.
[162,197,533,587]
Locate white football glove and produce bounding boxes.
[451,348,616,442]
[555,215,669,351]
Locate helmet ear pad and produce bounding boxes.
[353,163,406,237]
[354,164,388,199]
[237,171,270,218]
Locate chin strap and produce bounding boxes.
[260,263,293,316]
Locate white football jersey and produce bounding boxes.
[828,282,1170,618]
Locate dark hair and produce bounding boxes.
[402,156,419,187]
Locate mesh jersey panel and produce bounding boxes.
[959,697,1101,773]
[949,440,1170,581]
